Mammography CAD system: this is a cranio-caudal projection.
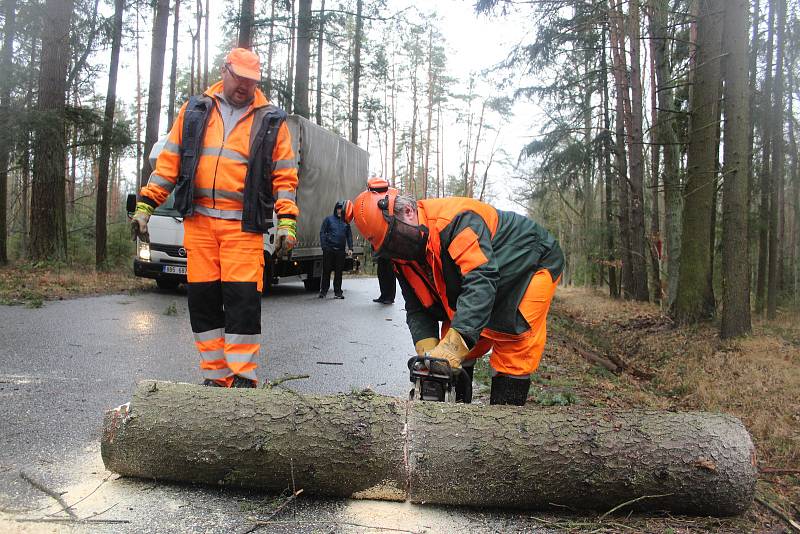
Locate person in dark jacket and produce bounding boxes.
[350,187,564,406]
[319,200,353,299]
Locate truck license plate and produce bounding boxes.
[163,265,186,275]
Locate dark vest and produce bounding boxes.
[174,94,288,234]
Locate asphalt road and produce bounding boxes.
[0,277,551,533]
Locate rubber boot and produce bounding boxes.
[232,376,257,389]
[455,365,475,403]
[489,375,531,406]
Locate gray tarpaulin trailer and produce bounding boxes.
[128,114,369,292]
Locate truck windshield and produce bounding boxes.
[154,192,181,217]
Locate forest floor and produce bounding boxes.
[1,266,798,532]
[0,263,151,307]
[471,286,800,532]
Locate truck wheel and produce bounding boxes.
[303,277,321,292]
[156,278,180,291]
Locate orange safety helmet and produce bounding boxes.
[352,187,399,252]
[342,199,354,224]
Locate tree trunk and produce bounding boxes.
[140,0,170,189]
[0,0,17,265]
[720,0,751,338]
[315,0,325,125]
[788,59,798,299]
[30,0,74,261]
[766,0,786,320]
[286,0,295,111]
[423,29,434,199]
[350,0,363,144]
[601,22,618,298]
[102,381,757,516]
[95,0,124,269]
[203,0,208,87]
[167,0,180,131]
[649,0,681,308]
[648,25,661,302]
[609,4,634,298]
[469,101,486,199]
[238,0,255,49]
[266,0,276,96]
[672,0,723,324]
[625,0,650,301]
[293,0,311,117]
[755,2,775,315]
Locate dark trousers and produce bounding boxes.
[376,257,396,301]
[320,249,345,295]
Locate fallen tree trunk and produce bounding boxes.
[102,381,756,516]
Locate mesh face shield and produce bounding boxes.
[375,195,427,261]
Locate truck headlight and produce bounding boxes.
[138,241,151,261]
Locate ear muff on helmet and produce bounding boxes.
[367,177,390,193]
[342,199,354,224]
[352,188,398,251]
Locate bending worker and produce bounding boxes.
[350,187,564,405]
[130,48,299,388]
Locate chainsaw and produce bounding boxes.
[407,355,472,403]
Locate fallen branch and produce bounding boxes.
[243,488,304,533]
[316,361,343,365]
[46,472,114,517]
[265,374,310,389]
[759,467,800,475]
[755,496,800,533]
[20,471,78,519]
[599,493,674,520]
[562,339,620,373]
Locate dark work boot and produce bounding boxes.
[232,376,257,389]
[202,379,223,387]
[455,365,475,403]
[489,375,531,406]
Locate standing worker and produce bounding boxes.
[366,178,397,305]
[130,48,299,388]
[350,187,564,406]
[318,200,354,299]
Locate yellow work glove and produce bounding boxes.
[414,337,438,356]
[130,202,154,242]
[429,328,470,370]
[274,218,297,256]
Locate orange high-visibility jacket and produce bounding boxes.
[138,80,299,224]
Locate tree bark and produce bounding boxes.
[294,0,311,117]
[95,0,124,269]
[102,381,757,516]
[30,0,74,261]
[266,0,276,96]
[203,0,208,88]
[719,0,751,338]
[0,0,17,265]
[140,0,171,189]
[766,0,786,320]
[350,0,363,144]
[672,0,723,324]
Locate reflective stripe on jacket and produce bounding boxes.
[138,80,299,233]
[394,197,564,348]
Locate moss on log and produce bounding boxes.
[101,381,756,515]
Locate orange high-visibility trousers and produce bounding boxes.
[448,269,560,378]
[183,213,264,386]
